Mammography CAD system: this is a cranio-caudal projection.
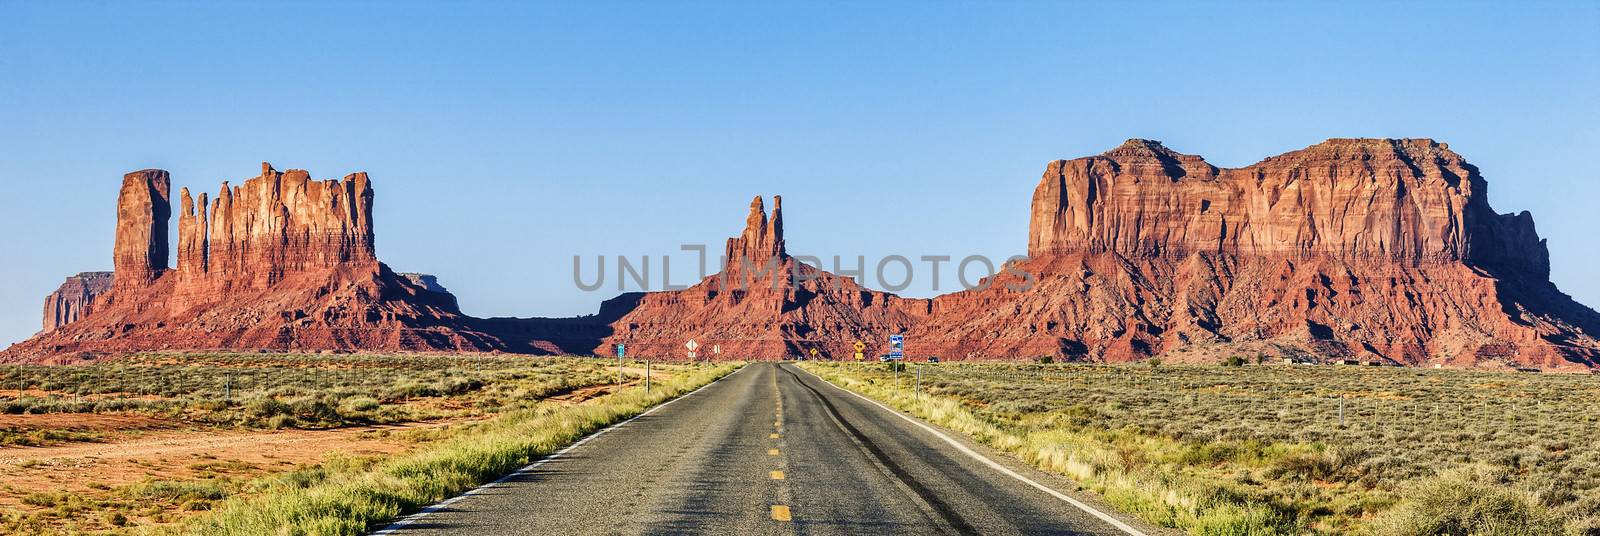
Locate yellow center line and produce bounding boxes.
[769,433,779,439]
[770,470,785,480]
[768,448,780,456]
[770,505,791,521]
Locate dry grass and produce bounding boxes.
[801,361,1600,535]
[0,352,621,434]
[0,352,710,534]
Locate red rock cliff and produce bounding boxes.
[111,170,170,293]
[1029,139,1545,273]
[596,196,920,360]
[41,272,113,333]
[3,164,503,362]
[178,163,376,290]
[9,142,1597,370]
[914,139,1598,369]
[721,196,786,279]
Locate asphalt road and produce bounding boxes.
[378,363,1161,535]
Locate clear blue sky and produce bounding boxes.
[3,1,1597,346]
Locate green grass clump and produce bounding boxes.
[0,428,102,447]
[1374,468,1565,535]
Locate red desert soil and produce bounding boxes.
[0,412,177,433]
[0,417,476,510]
[547,372,664,405]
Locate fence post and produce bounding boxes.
[915,364,922,400]
[1339,394,1345,427]
[646,360,651,394]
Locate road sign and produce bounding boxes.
[686,339,699,359]
[616,343,625,358]
[889,334,904,359]
[713,344,721,356]
[809,348,819,359]
[853,340,865,361]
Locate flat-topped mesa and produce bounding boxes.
[42,272,114,333]
[178,162,376,288]
[112,169,171,293]
[719,195,788,283]
[1028,138,1547,277]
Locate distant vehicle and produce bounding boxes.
[927,356,940,363]
[878,354,895,362]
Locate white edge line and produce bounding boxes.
[794,365,1149,536]
[370,364,749,535]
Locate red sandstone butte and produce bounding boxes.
[907,139,1600,369]
[2,164,504,363]
[9,139,1599,370]
[594,196,923,360]
[111,170,171,293]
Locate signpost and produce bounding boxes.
[615,343,624,388]
[686,339,699,360]
[713,344,721,359]
[808,348,819,360]
[889,334,904,360]
[853,340,865,361]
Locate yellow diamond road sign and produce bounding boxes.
[853,340,865,351]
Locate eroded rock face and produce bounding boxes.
[595,196,922,360]
[720,196,786,282]
[1029,139,1542,268]
[923,139,1599,369]
[178,163,376,290]
[112,170,170,293]
[9,140,1598,370]
[4,165,503,362]
[41,272,113,333]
